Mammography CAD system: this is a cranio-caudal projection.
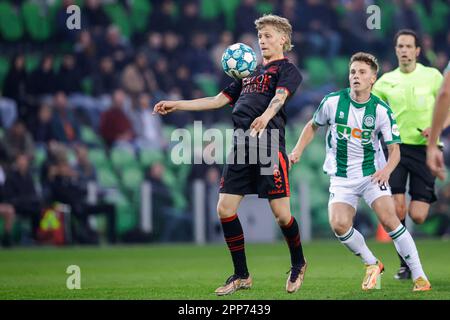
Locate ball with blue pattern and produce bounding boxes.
[221,43,257,79]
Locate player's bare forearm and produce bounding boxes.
[428,73,450,146]
[384,143,400,174]
[261,88,289,120]
[176,93,230,111]
[292,119,318,157]
[153,92,230,114]
[250,88,289,137]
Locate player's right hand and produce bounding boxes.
[153,101,177,115]
[288,152,300,169]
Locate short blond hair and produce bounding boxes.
[254,14,293,52]
[349,52,379,74]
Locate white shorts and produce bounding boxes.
[328,176,392,210]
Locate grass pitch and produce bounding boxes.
[0,239,449,300]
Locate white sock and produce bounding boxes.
[336,227,378,265]
[388,224,427,281]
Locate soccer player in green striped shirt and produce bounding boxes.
[289,52,430,291]
[372,30,444,280]
[427,61,450,180]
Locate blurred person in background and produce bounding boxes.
[99,89,135,149]
[145,161,192,242]
[100,25,132,71]
[128,92,165,151]
[28,55,57,102]
[0,163,15,248]
[4,153,43,243]
[74,30,98,78]
[2,120,35,163]
[31,103,54,145]
[50,91,80,144]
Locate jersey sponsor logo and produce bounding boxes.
[339,111,345,119]
[392,124,400,136]
[363,115,375,128]
[268,189,285,195]
[242,73,271,94]
[336,124,373,144]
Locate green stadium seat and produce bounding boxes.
[121,166,144,193]
[87,148,110,169]
[0,2,24,41]
[139,149,164,169]
[332,57,349,86]
[130,0,151,34]
[195,75,219,97]
[305,58,331,87]
[200,0,221,19]
[25,54,41,73]
[80,125,102,146]
[110,147,137,171]
[104,3,131,39]
[0,56,10,92]
[33,147,47,170]
[220,0,240,31]
[22,1,52,41]
[256,1,274,14]
[97,167,120,188]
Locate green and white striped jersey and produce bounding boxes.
[313,88,401,178]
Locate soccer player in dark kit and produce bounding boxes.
[153,14,306,296]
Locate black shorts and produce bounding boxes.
[389,144,437,203]
[219,147,290,199]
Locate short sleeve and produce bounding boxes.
[378,106,401,145]
[432,69,444,97]
[221,79,242,105]
[276,63,302,97]
[313,96,329,126]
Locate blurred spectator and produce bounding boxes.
[4,153,43,242]
[393,0,423,35]
[235,0,259,37]
[121,52,158,103]
[31,103,54,145]
[2,120,35,162]
[146,162,192,242]
[56,54,83,94]
[297,0,342,59]
[0,163,15,247]
[183,32,215,76]
[128,93,165,151]
[99,89,135,149]
[46,144,116,244]
[82,0,111,32]
[149,0,177,32]
[74,30,98,78]
[152,57,175,94]
[99,25,133,71]
[93,56,120,96]
[161,31,183,69]
[177,1,208,39]
[2,54,25,124]
[211,31,235,72]
[50,92,80,144]
[28,55,57,99]
[73,144,117,243]
[140,32,164,66]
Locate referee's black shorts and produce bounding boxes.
[389,144,438,203]
[219,145,290,200]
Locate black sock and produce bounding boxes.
[220,214,248,278]
[280,216,306,267]
[398,219,408,268]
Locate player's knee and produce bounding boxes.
[216,201,235,219]
[394,202,407,219]
[275,214,291,227]
[410,212,427,224]
[329,218,351,236]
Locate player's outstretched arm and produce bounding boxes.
[372,143,400,186]
[288,119,319,169]
[153,92,230,115]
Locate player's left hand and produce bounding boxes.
[250,115,270,138]
[371,169,391,186]
[420,127,431,139]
